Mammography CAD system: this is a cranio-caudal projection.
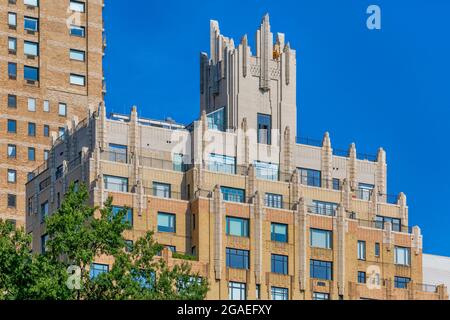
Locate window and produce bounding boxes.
[28,122,36,136]
[70,74,85,86]
[8,13,17,27]
[90,263,109,279]
[226,217,249,237]
[271,287,288,300]
[43,100,50,112]
[299,168,321,187]
[27,172,35,182]
[58,127,65,138]
[394,247,410,266]
[104,175,128,192]
[70,1,85,12]
[394,276,410,289]
[8,62,17,78]
[226,248,249,270]
[44,150,49,161]
[24,17,38,31]
[375,215,402,232]
[70,25,85,37]
[357,241,366,260]
[7,194,16,208]
[58,104,67,118]
[7,120,17,133]
[375,242,380,257]
[157,212,176,233]
[358,271,366,284]
[108,143,127,163]
[208,153,236,174]
[221,186,245,203]
[28,98,36,111]
[112,206,133,226]
[70,49,85,61]
[24,66,39,81]
[44,125,50,137]
[310,228,332,249]
[173,153,185,172]
[271,223,288,243]
[254,161,278,181]
[24,41,39,56]
[7,144,16,158]
[271,254,288,275]
[7,169,17,183]
[332,178,340,190]
[313,292,329,300]
[8,95,17,108]
[257,113,271,144]
[153,182,171,198]
[310,260,333,280]
[311,200,338,216]
[55,165,63,179]
[8,37,17,53]
[125,240,133,253]
[358,183,374,201]
[28,147,35,161]
[40,201,49,222]
[41,234,48,254]
[228,282,246,300]
[24,0,39,6]
[207,107,225,131]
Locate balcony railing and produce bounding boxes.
[353,218,412,234]
[143,187,185,200]
[307,205,336,217]
[414,283,438,293]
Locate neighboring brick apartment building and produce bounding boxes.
[1,0,104,227]
[26,15,448,300]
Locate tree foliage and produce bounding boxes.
[0,183,208,300]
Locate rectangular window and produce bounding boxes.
[70,1,85,12]
[157,212,176,233]
[7,144,16,158]
[55,165,63,179]
[40,201,48,222]
[375,215,402,232]
[24,17,38,31]
[24,0,39,6]
[28,122,36,136]
[8,13,17,27]
[7,169,17,183]
[70,74,85,86]
[264,193,283,208]
[313,292,329,300]
[8,37,17,53]
[299,168,321,187]
[375,242,380,257]
[24,41,39,56]
[226,217,249,237]
[332,178,340,190]
[7,194,16,208]
[254,161,279,181]
[172,153,185,172]
[58,103,67,117]
[58,127,65,138]
[358,241,366,260]
[44,150,49,161]
[257,113,271,145]
[394,276,410,289]
[24,66,39,81]
[28,98,36,111]
[228,282,246,300]
[271,254,288,275]
[70,25,85,37]
[153,182,171,198]
[28,147,35,161]
[221,186,245,203]
[310,228,332,249]
[271,223,288,243]
[70,49,85,61]
[8,95,17,108]
[112,206,133,226]
[108,143,127,163]
[311,200,338,216]
[27,172,35,182]
[207,107,225,131]
[43,100,50,112]
[394,247,410,266]
[90,263,109,279]
[208,153,236,174]
[41,234,48,254]
[44,125,50,137]
[358,183,374,201]
[8,62,17,78]
[7,119,17,133]
[104,175,128,192]
[271,287,288,300]
[310,259,333,280]
[226,248,249,270]
[125,240,133,253]
[358,271,366,284]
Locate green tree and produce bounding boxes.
[0,183,208,300]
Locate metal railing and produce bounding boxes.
[39,177,51,191]
[307,205,336,217]
[297,137,323,147]
[101,150,129,164]
[204,161,247,176]
[353,218,412,234]
[143,187,185,200]
[68,156,82,171]
[414,283,438,293]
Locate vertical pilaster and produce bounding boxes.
[376,148,387,195]
[257,14,272,91]
[297,197,307,291]
[212,185,224,280]
[335,205,346,296]
[348,143,357,190]
[321,132,333,189]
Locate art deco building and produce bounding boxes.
[26,15,448,300]
[1,0,104,227]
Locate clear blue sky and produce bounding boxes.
[104,0,450,256]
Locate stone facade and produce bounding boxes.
[25,14,447,300]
